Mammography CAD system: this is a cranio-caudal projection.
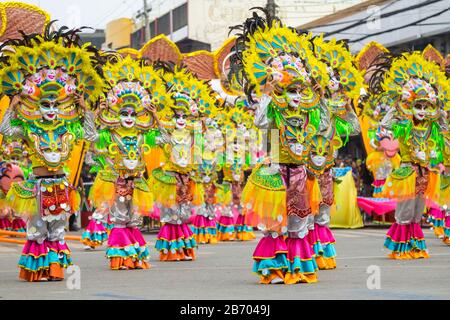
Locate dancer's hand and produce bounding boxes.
[75,92,87,111]
[9,95,21,109]
[313,83,324,98]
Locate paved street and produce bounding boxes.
[0,227,449,300]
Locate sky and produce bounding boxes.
[8,0,144,31]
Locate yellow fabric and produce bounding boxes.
[307,177,322,215]
[5,187,37,217]
[69,189,81,213]
[424,171,440,206]
[358,115,375,155]
[440,181,450,207]
[330,170,364,229]
[89,174,116,209]
[144,147,164,177]
[132,187,154,213]
[366,151,401,180]
[215,184,232,206]
[66,141,88,187]
[241,179,286,232]
[191,181,204,206]
[150,175,177,208]
[381,171,416,200]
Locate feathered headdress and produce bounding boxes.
[228,8,329,109]
[99,53,172,129]
[0,22,104,123]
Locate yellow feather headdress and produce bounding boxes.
[99,54,173,129]
[241,22,329,98]
[160,67,216,120]
[382,51,450,117]
[313,35,365,100]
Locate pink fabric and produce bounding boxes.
[11,218,26,231]
[217,216,235,227]
[373,179,386,187]
[128,228,147,247]
[231,206,240,220]
[85,219,107,233]
[108,228,138,248]
[22,240,71,256]
[316,224,335,244]
[21,240,48,256]
[357,197,396,216]
[157,223,193,241]
[307,228,318,246]
[445,215,450,228]
[46,240,71,253]
[253,235,287,259]
[429,208,445,220]
[192,215,216,228]
[188,208,196,224]
[286,237,314,261]
[150,205,161,220]
[308,224,335,245]
[387,222,425,242]
[0,217,12,230]
[235,214,245,226]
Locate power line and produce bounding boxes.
[349,5,450,43]
[92,0,134,28]
[324,0,444,37]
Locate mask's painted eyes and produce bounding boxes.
[40,102,52,109]
[120,111,136,117]
[287,87,298,94]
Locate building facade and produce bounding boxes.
[124,0,366,51]
[298,0,450,55]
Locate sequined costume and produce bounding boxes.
[88,54,170,269]
[370,49,450,259]
[0,23,104,281]
[307,36,364,270]
[219,105,256,241]
[152,66,216,261]
[229,10,333,284]
[190,117,223,244]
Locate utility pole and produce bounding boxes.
[266,0,278,18]
[143,0,151,42]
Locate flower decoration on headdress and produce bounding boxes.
[99,54,172,129]
[159,66,216,120]
[381,52,450,120]
[313,35,365,102]
[0,22,104,123]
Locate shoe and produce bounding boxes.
[270,277,284,284]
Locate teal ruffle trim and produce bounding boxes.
[252,254,289,275]
[217,224,236,234]
[236,225,254,233]
[288,256,318,274]
[191,226,217,236]
[82,231,108,243]
[384,237,427,253]
[106,244,150,260]
[155,237,197,252]
[312,241,336,259]
[18,251,72,272]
